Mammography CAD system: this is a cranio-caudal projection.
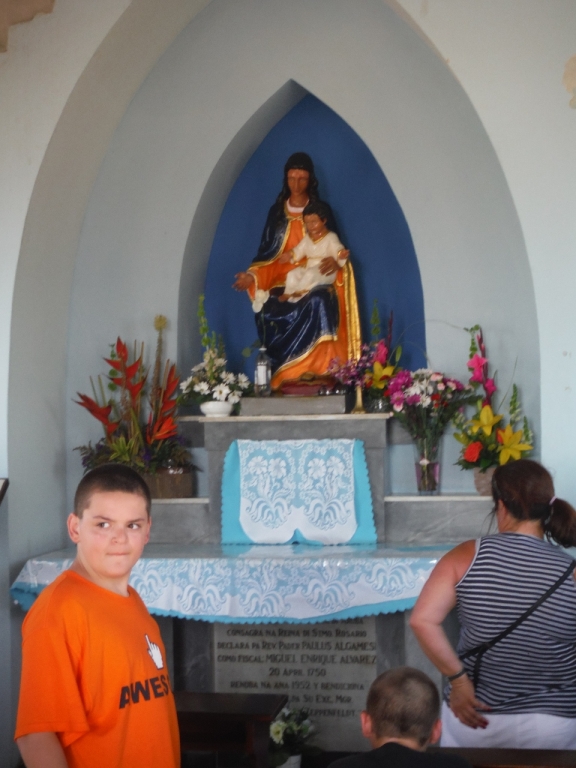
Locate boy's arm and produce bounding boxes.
[17,732,68,768]
[336,247,350,265]
[290,239,307,263]
[333,234,349,265]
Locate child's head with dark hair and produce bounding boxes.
[364,667,440,747]
[74,464,151,518]
[303,200,331,222]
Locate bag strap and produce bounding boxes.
[459,559,576,688]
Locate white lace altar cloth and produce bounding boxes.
[10,544,447,623]
[222,439,376,545]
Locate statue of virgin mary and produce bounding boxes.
[233,152,361,391]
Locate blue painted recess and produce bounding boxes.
[204,94,426,373]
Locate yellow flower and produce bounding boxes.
[372,362,395,389]
[154,314,168,331]
[470,405,502,436]
[497,424,533,465]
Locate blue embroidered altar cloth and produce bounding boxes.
[10,543,448,623]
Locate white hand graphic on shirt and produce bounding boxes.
[145,634,164,669]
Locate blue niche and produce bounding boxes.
[204,94,426,373]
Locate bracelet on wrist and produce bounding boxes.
[447,668,467,682]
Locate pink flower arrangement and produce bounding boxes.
[465,328,496,405]
[329,309,399,396]
[328,344,384,388]
[383,367,475,492]
[454,325,533,471]
[384,368,470,420]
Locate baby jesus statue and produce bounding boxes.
[278,200,350,303]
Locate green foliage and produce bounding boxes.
[108,435,142,466]
[180,294,252,407]
[464,324,481,357]
[522,415,534,446]
[509,384,521,426]
[242,340,261,358]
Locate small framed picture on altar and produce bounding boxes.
[0,478,8,507]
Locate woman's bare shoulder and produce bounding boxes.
[435,539,477,581]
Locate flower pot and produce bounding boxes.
[278,756,301,768]
[473,466,495,496]
[200,400,233,417]
[142,467,194,499]
[413,439,441,495]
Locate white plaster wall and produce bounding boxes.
[394,0,576,494]
[0,0,130,477]
[66,0,538,499]
[0,4,130,761]
[1,3,210,762]
[7,0,210,566]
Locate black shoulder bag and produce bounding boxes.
[459,559,576,688]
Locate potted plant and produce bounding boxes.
[179,295,250,415]
[453,325,533,494]
[75,316,194,498]
[269,707,315,768]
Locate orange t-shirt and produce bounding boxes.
[15,570,180,768]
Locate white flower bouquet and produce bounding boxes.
[179,349,250,405]
[179,295,251,406]
[269,707,315,764]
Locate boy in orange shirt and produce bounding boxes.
[15,464,180,768]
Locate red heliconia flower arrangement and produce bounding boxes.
[75,316,190,474]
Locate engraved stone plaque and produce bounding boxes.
[214,617,376,751]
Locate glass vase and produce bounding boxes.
[254,347,272,396]
[413,438,441,495]
[367,395,388,413]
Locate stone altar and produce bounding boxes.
[171,414,491,750]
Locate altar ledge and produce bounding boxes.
[11,543,450,624]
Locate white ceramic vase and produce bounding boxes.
[473,466,495,496]
[200,400,233,417]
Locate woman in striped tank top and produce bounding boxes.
[410,459,576,748]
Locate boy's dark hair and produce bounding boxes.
[74,464,151,517]
[366,667,440,746]
[303,200,331,222]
